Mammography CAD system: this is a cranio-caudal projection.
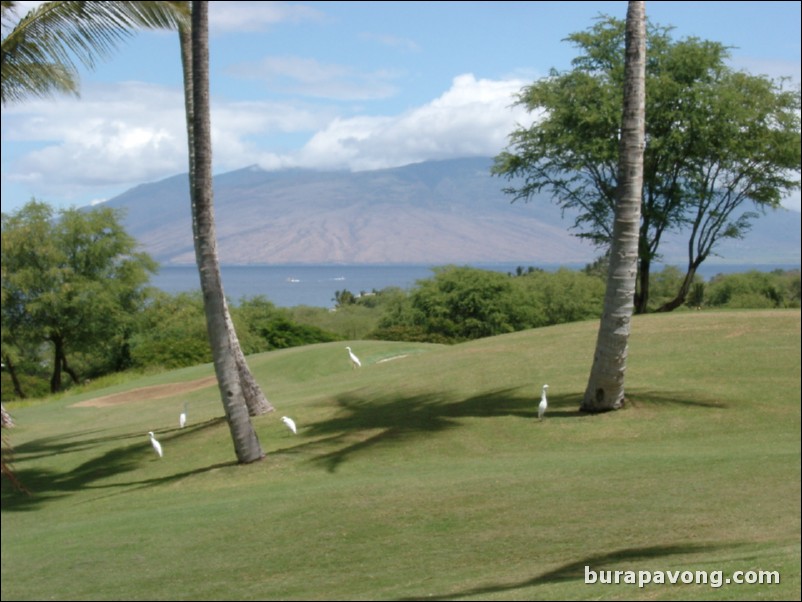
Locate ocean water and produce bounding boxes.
[151,263,799,309]
[151,263,542,308]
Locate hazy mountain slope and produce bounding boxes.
[102,157,800,266]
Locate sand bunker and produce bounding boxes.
[72,375,217,408]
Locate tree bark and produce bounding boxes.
[582,1,646,412]
[49,334,65,393]
[656,262,701,312]
[225,299,273,415]
[179,15,273,418]
[2,354,26,400]
[188,1,263,462]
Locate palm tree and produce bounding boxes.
[186,1,263,462]
[178,8,273,418]
[581,1,646,412]
[1,1,187,105]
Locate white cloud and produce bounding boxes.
[4,83,187,197]
[208,1,323,34]
[284,74,531,171]
[3,73,529,204]
[359,33,421,53]
[3,1,323,36]
[2,81,332,201]
[228,55,400,100]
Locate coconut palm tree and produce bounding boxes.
[186,1,263,462]
[178,8,273,418]
[581,1,646,412]
[1,0,187,105]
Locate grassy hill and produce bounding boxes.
[2,310,800,600]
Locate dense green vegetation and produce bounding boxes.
[2,202,799,402]
[1,201,156,397]
[494,16,801,313]
[2,197,798,402]
[2,310,799,600]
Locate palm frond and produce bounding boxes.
[1,1,189,104]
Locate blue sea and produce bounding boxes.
[151,263,800,309]
[151,264,535,308]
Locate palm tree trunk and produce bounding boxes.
[225,299,274,415]
[188,1,262,462]
[179,14,273,418]
[582,0,646,412]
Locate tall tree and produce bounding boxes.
[2,200,157,394]
[187,0,263,463]
[1,1,186,105]
[178,10,273,417]
[581,1,646,412]
[493,14,801,314]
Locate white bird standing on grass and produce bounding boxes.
[179,402,188,429]
[148,431,163,458]
[538,384,549,421]
[346,346,362,369]
[281,416,297,435]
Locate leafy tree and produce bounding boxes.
[582,0,646,412]
[371,268,607,344]
[376,266,534,343]
[516,268,604,326]
[1,0,186,104]
[494,13,801,315]
[235,296,339,350]
[333,289,357,308]
[128,291,211,369]
[1,200,156,393]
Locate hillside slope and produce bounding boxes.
[101,157,800,266]
[2,311,800,600]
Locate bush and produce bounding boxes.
[371,266,604,343]
[705,270,799,309]
[236,296,340,349]
[128,291,211,369]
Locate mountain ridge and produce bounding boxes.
[102,157,800,266]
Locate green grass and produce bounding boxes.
[2,310,800,601]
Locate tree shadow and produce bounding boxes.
[303,387,583,473]
[626,389,728,409]
[396,541,740,601]
[1,418,227,511]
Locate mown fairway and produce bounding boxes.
[2,310,800,600]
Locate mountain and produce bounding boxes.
[102,157,800,266]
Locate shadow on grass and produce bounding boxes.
[627,389,728,409]
[303,387,582,473]
[397,542,740,601]
[1,418,227,511]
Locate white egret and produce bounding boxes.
[179,402,188,429]
[281,416,297,435]
[148,431,163,458]
[346,346,362,369]
[538,384,549,421]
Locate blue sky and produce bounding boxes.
[2,1,800,214]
